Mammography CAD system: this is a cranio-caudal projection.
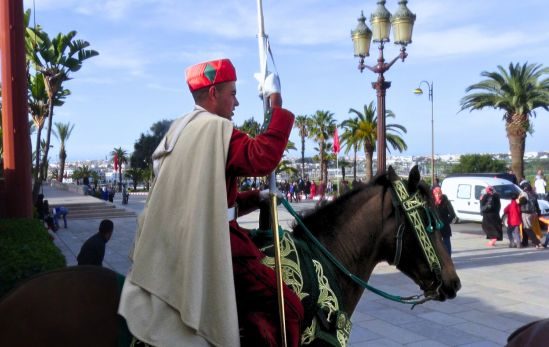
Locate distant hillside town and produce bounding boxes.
[51,151,549,186]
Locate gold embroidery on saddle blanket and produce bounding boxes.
[261,233,351,347]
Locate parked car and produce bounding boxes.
[440,176,549,223]
[445,172,517,184]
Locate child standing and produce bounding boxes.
[502,193,521,248]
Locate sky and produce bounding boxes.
[20,0,549,162]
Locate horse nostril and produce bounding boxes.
[454,279,462,292]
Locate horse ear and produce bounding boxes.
[387,165,398,182]
[407,165,421,192]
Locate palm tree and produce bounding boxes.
[142,166,153,191]
[78,165,92,186]
[28,73,49,187]
[111,147,129,191]
[71,167,83,185]
[39,139,51,180]
[294,115,309,178]
[52,122,75,182]
[237,117,261,137]
[276,159,299,177]
[90,170,101,190]
[347,102,408,181]
[308,110,336,183]
[27,28,98,193]
[340,117,360,181]
[339,158,351,182]
[125,168,144,190]
[460,62,549,178]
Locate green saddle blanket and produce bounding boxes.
[253,228,352,347]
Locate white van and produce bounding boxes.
[440,176,549,223]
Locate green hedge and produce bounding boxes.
[0,219,66,297]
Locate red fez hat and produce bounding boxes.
[185,58,237,92]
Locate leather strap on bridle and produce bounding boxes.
[390,179,443,280]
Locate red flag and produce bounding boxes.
[333,128,340,154]
[114,153,119,171]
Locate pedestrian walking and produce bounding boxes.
[480,186,503,246]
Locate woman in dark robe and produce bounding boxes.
[432,187,456,255]
[480,186,503,246]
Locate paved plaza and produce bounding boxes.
[43,185,549,346]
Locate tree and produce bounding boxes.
[90,170,101,190]
[347,102,407,181]
[236,117,261,138]
[142,166,152,191]
[71,167,82,184]
[27,26,98,196]
[339,158,351,182]
[460,62,549,179]
[28,73,49,185]
[276,159,298,177]
[130,119,173,170]
[125,168,144,190]
[451,154,507,173]
[294,115,309,178]
[52,122,75,182]
[39,139,51,180]
[111,147,128,191]
[340,117,360,181]
[308,110,336,183]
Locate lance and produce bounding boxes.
[256,1,287,346]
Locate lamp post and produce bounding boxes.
[351,0,415,174]
[414,81,435,186]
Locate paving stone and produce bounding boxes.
[418,311,468,326]
[348,325,382,344]
[458,341,502,347]
[454,309,523,332]
[356,320,425,344]
[352,338,404,347]
[452,322,509,345]
[406,339,450,347]
[400,319,482,346]
[350,311,376,323]
[368,308,419,325]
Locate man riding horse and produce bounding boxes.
[118,58,304,346]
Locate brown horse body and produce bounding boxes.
[506,318,549,347]
[0,167,461,346]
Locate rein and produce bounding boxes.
[281,196,432,308]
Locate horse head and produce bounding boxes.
[294,165,460,315]
[377,165,461,303]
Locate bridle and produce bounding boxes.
[390,178,444,296]
[279,177,447,307]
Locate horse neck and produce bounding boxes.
[302,184,391,314]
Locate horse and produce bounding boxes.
[506,318,549,347]
[0,166,461,346]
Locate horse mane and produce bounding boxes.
[293,175,390,239]
[291,168,434,240]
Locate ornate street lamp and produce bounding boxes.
[414,81,435,186]
[351,0,416,174]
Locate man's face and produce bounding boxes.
[213,81,239,120]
